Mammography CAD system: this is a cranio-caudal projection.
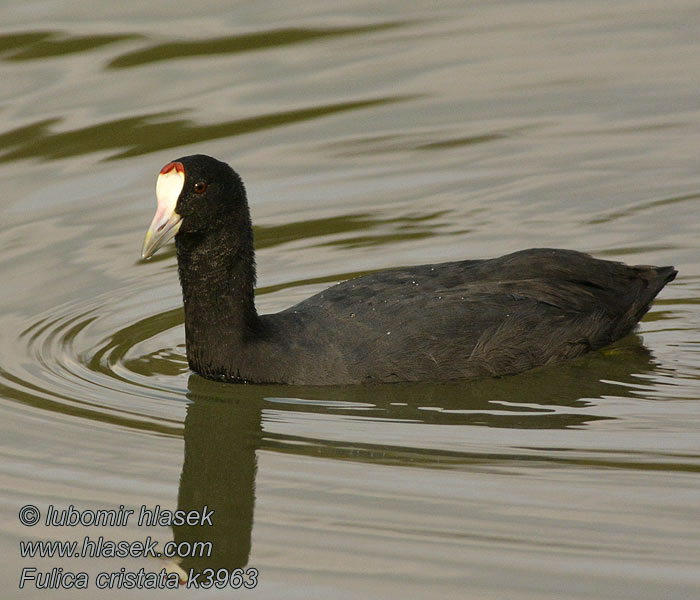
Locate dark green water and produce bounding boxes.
[1,1,699,598]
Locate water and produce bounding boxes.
[1,1,700,598]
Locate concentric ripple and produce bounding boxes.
[1,282,189,432]
[0,264,688,441]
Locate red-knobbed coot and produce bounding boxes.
[141,154,676,385]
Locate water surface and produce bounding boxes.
[1,1,699,598]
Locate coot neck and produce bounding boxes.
[175,219,258,376]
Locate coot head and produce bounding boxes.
[141,154,246,259]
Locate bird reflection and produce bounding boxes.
[171,334,657,575]
[173,380,262,575]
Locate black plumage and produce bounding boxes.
[142,154,676,385]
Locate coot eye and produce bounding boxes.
[194,181,207,194]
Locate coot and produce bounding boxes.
[141,154,676,385]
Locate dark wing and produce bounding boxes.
[271,249,675,383]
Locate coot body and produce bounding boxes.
[141,154,676,385]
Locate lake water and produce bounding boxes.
[1,1,699,598]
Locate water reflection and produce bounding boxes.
[176,335,657,429]
[0,96,410,162]
[1,31,141,61]
[169,336,656,576]
[174,388,261,575]
[0,23,403,68]
[108,23,403,69]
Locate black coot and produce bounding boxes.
[141,154,676,385]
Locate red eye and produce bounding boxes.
[194,181,207,194]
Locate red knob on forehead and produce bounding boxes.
[159,161,185,175]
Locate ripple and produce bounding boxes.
[586,191,700,225]
[1,285,187,433]
[107,23,403,69]
[1,31,141,61]
[0,263,686,443]
[0,96,412,162]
